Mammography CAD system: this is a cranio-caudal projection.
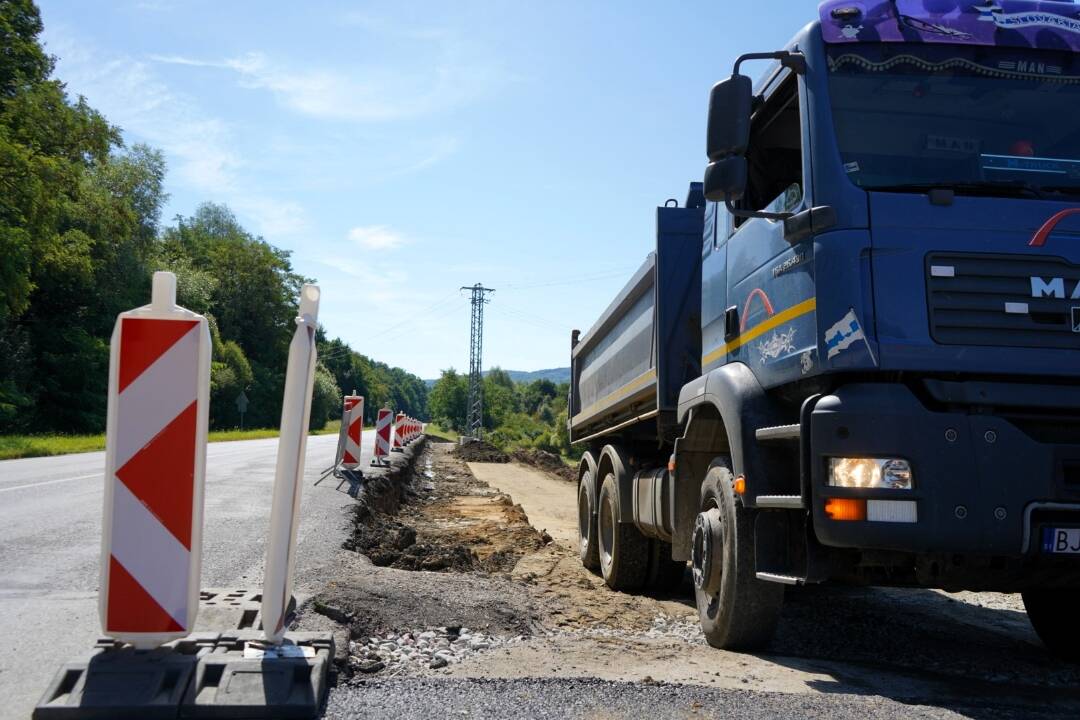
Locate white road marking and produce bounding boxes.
[0,473,101,493]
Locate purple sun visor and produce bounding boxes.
[820,1,1080,52]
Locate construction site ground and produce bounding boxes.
[312,442,1080,719]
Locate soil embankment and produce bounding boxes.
[314,444,1080,717]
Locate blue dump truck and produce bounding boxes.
[570,0,1080,654]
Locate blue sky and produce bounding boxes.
[39,0,801,379]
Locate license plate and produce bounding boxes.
[1042,527,1080,554]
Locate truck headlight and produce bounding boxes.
[828,457,912,490]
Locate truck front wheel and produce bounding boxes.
[578,470,600,572]
[598,473,649,590]
[1022,589,1080,660]
[692,460,783,650]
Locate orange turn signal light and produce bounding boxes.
[824,498,866,521]
[733,475,746,495]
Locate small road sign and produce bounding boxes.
[236,391,249,429]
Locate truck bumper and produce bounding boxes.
[810,383,1080,556]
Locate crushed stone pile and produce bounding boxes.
[550,615,706,646]
[348,626,525,674]
[452,441,510,463]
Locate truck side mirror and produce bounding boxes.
[703,156,747,203]
[704,75,752,203]
[706,75,753,161]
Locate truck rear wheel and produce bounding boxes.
[1022,589,1080,660]
[647,539,686,592]
[598,473,648,590]
[692,460,783,650]
[578,470,600,572]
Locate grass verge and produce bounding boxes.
[0,419,345,461]
[424,423,459,443]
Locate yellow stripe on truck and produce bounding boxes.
[572,368,657,426]
[702,297,817,367]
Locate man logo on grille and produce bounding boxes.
[1072,307,1080,334]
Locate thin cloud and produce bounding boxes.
[150,28,505,123]
[46,29,309,239]
[348,225,407,251]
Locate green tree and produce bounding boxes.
[429,368,467,431]
[309,363,341,431]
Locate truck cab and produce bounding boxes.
[572,0,1080,657]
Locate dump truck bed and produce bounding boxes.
[569,186,704,443]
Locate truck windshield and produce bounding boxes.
[827,43,1080,199]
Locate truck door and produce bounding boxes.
[701,200,727,376]
[716,71,818,387]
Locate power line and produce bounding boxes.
[492,301,568,333]
[499,266,639,291]
[315,290,464,365]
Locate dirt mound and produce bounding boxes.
[511,449,575,483]
[344,445,540,575]
[453,441,509,463]
[345,503,483,573]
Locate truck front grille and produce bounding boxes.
[927,252,1080,349]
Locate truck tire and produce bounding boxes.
[1022,590,1080,660]
[647,539,687,592]
[578,470,600,572]
[598,472,649,591]
[692,459,783,650]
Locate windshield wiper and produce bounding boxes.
[869,180,1044,199]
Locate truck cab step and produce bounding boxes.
[755,424,800,441]
[755,572,804,585]
[755,495,806,509]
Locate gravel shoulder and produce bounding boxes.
[318,444,1080,718]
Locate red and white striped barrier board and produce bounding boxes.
[262,284,320,644]
[343,395,364,468]
[393,412,405,451]
[99,272,211,649]
[373,408,392,464]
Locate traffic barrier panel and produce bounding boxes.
[99,271,211,650]
[372,408,392,466]
[317,393,364,486]
[262,285,320,645]
[343,395,364,468]
[392,412,405,452]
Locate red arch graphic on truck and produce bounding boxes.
[1030,208,1080,247]
[740,288,775,331]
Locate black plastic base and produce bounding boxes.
[34,631,332,720]
[181,631,333,719]
[33,635,217,720]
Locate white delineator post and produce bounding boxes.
[261,284,321,645]
[99,271,211,649]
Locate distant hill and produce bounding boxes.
[424,367,570,388]
[500,367,571,384]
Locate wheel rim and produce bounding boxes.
[692,507,724,597]
[599,491,615,570]
[578,483,592,553]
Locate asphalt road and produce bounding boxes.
[0,431,371,720]
[327,677,1057,720]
